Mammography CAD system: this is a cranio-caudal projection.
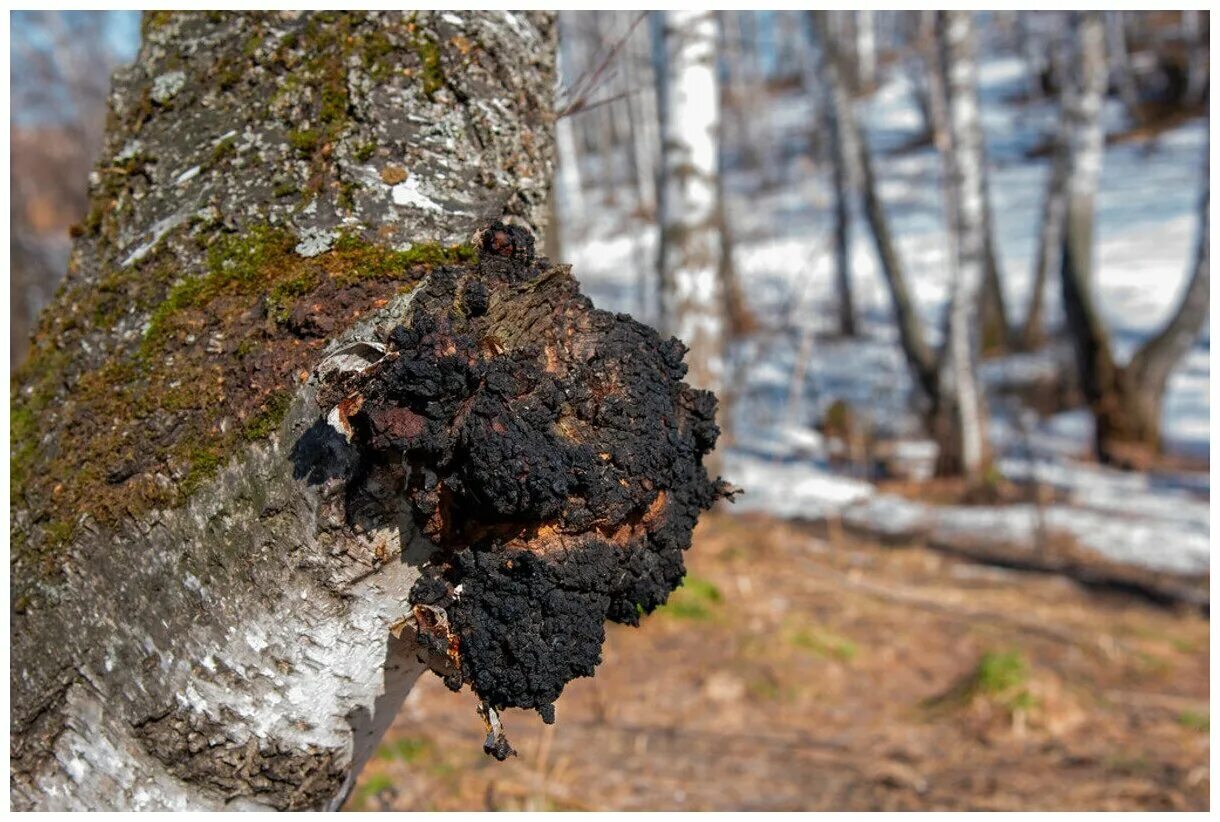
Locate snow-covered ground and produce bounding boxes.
[561,56,1209,578]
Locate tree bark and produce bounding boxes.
[652,11,727,407]
[1119,144,1210,451]
[812,13,858,339]
[1057,12,1126,463]
[855,11,876,92]
[1020,55,1072,349]
[1057,13,1208,465]
[1182,11,1209,107]
[10,11,557,810]
[1105,11,1144,126]
[931,11,1010,354]
[933,10,992,481]
[815,11,938,405]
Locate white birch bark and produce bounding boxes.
[1059,10,1109,345]
[652,10,725,397]
[936,10,990,480]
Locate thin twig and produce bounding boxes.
[557,12,648,118]
[557,87,644,120]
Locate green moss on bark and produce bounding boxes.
[12,223,474,574]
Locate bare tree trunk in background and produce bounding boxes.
[652,11,728,418]
[612,15,661,323]
[1021,31,1073,350]
[903,11,941,149]
[1105,11,1144,126]
[931,11,1010,354]
[856,10,876,92]
[807,14,858,338]
[1058,13,1209,466]
[1058,14,1124,458]
[1182,11,1209,106]
[1016,12,1048,101]
[814,11,938,406]
[1021,128,1072,349]
[933,10,992,481]
[1123,145,1210,443]
[713,14,753,346]
[11,11,558,810]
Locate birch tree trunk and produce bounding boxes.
[7,11,720,811]
[652,10,727,406]
[1021,31,1073,349]
[1182,11,1209,106]
[1124,147,1210,435]
[930,11,1010,353]
[1057,12,1122,460]
[1016,12,1048,101]
[1057,13,1209,465]
[856,11,876,92]
[1105,11,1144,126]
[933,10,991,480]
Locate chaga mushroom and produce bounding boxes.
[321,222,728,756]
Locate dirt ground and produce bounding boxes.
[348,512,1209,811]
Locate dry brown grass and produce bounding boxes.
[348,511,1209,811]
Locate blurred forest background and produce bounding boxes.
[9,10,1210,811]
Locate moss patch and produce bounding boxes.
[12,223,474,580]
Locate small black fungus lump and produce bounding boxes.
[336,222,728,732]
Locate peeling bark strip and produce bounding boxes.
[308,224,729,756]
[12,11,566,811]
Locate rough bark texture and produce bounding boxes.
[8,11,717,810]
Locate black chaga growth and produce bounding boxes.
[323,222,727,752]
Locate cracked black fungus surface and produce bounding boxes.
[335,223,727,723]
